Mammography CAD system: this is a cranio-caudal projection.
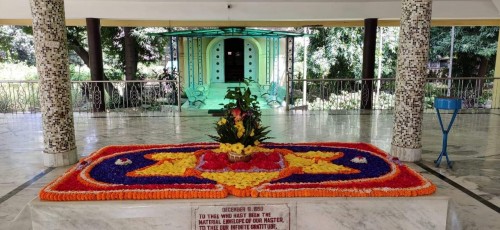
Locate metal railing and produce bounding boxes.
[0,80,180,114]
[0,77,496,114]
[288,77,496,110]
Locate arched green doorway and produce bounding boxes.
[208,37,259,84]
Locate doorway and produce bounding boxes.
[224,38,244,82]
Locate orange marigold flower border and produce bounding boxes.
[40,142,436,201]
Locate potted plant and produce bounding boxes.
[209,82,271,162]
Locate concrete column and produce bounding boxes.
[491,29,500,109]
[361,18,377,110]
[30,0,77,166]
[391,0,433,162]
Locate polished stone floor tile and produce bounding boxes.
[0,110,499,229]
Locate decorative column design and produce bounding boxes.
[187,37,195,89]
[361,18,377,110]
[197,37,203,85]
[391,0,433,162]
[273,37,280,85]
[169,36,179,74]
[285,36,294,110]
[167,36,180,110]
[265,38,271,84]
[30,0,77,166]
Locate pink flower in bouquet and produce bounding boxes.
[231,108,243,121]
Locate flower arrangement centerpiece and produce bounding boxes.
[209,82,271,162]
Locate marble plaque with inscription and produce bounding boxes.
[193,204,290,230]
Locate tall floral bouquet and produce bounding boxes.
[209,83,271,158]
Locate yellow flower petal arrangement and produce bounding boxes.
[39,143,437,201]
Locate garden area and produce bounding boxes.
[0,25,497,113]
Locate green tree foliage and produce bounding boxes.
[295,27,399,101]
[377,27,399,79]
[306,27,364,79]
[429,26,499,78]
[0,27,12,62]
[0,26,35,65]
[299,27,399,80]
[68,26,167,80]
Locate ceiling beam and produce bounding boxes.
[2,19,500,27]
[492,0,500,15]
[1,1,500,22]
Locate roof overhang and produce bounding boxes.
[1,0,500,27]
[149,27,306,37]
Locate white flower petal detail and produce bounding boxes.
[115,158,132,166]
[350,156,367,164]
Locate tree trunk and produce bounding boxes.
[71,42,90,67]
[123,27,140,107]
[68,38,121,107]
[124,27,138,81]
[477,56,488,98]
[86,18,106,112]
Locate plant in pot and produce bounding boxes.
[209,82,271,162]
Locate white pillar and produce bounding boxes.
[302,28,309,106]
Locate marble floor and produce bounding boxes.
[0,109,499,229]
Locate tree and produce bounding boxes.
[100,26,167,80]
[124,27,138,80]
[430,26,499,79]
[430,26,499,100]
[296,27,364,101]
[0,27,11,62]
[377,27,399,79]
[306,27,364,80]
[66,27,90,67]
[0,26,35,65]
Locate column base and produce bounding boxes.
[390,145,421,162]
[43,148,78,167]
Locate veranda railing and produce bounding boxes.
[0,77,496,114]
[288,77,496,111]
[0,80,180,114]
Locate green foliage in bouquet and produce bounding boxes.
[209,82,271,146]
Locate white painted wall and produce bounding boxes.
[0,0,499,21]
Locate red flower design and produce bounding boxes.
[204,152,218,161]
[267,152,281,161]
[231,108,243,121]
[248,152,281,170]
[229,162,252,170]
[202,161,227,170]
[254,161,280,170]
[199,151,282,171]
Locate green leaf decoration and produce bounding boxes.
[208,84,272,146]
